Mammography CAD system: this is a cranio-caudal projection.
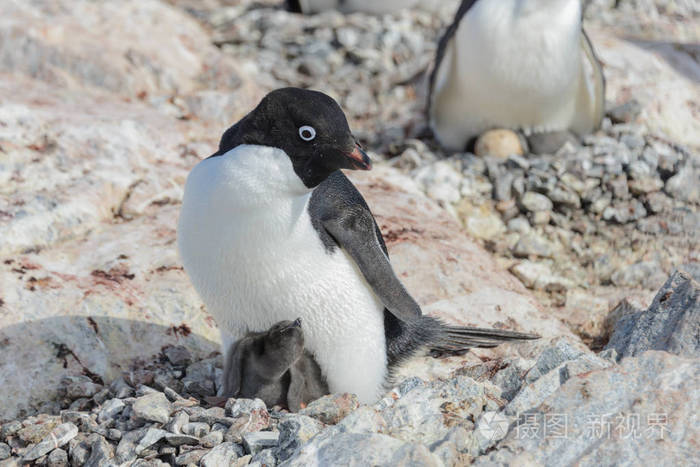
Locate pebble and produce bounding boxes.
[665,165,700,204]
[98,398,125,423]
[298,393,359,425]
[530,210,551,225]
[602,200,647,224]
[69,438,91,466]
[182,422,210,438]
[519,191,553,212]
[132,392,171,424]
[611,260,667,289]
[234,454,253,467]
[200,442,244,467]
[607,99,642,123]
[182,358,218,397]
[0,444,9,461]
[164,432,200,446]
[109,377,134,399]
[163,346,193,367]
[174,448,208,465]
[512,234,555,258]
[63,376,103,399]
[628,176,663,195]
[164,411,189,434]
[548,186,581,208]
[18,415,60,443]
[22,423,78,461]
[135,428,167,455]
[189,406,227,425]
[84,434,114,466]
[251,448,277,466]
[458,201,507,240]
[1,422,21,439]
[645,191,673,214]
[506,217,531,234]
[201,430,224,448]
[242,432,280,455]
[46,448,68,467]
[276,415,324,462]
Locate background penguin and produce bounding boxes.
[223,318,328,411]
[428,0,605,154]
[178,87,538,404]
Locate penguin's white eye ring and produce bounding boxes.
[298,125,316,142]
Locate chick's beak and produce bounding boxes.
[344,144,372,170]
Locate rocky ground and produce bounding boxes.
[1,271,698,466]
[1,0,698,465]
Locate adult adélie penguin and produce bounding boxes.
[429,0,606,154]
[177,87,538,403]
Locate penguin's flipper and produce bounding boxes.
[311,171,422,323]
[573,27,606,134]
[323,208,422,322]
[428,0,479,114]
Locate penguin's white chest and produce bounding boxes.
[177,145,387,402]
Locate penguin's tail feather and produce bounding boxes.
[433,325,540,351]
[385,313,540,370]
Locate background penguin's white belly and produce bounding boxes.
[432,0,584,149]
[178,150,388,402]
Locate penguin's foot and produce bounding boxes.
[526,130,579,155]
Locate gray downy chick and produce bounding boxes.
[222,318,329,411]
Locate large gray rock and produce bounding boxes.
[505,341,613,416]
[477,351,700,466]
[606,271,699,359]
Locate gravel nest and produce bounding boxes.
[0,340,620,466]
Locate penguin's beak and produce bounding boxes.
[344,144,372,171]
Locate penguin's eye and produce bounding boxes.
[298,125,316,142]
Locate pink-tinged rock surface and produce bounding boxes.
[0,0,237,96]
[589,28,700,148]
[0,77,203,256]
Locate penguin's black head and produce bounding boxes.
[210,87,371,188]
[262,318,304,361]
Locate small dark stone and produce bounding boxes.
[47,448,68,467]
[83,434,113,467]
[163,346,192,367]
[0,443,10,461]
[607,99,642,124]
